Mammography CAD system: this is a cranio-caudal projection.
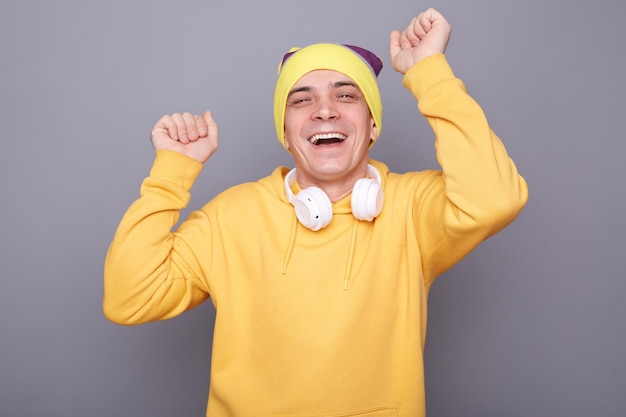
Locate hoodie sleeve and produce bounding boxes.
[402,54,529,284]
[103,150,212,325]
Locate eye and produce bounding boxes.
[287,94,313,107]
[336,92,362,103]
[335,86,362,102]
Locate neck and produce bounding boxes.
[295,165,369,203]
[314,182,353,203]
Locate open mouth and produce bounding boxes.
[308,133,347,145]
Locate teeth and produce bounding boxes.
[309,133,347,144]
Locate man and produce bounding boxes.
[104,8,528,417]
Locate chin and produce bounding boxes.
[310,160,360,178]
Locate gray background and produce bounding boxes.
[1,0,624,416]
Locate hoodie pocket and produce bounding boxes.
[260,406,399,417]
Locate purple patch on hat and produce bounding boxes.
[280,44,383,77]
[343,44,383,76]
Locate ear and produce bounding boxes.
[283,136,292,152]
[369,117,379,145]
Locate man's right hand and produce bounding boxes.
[150,111,218,163]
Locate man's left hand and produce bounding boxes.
[389,8,452,74]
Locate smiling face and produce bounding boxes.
[283,69,379,196]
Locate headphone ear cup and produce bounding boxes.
[293,187,333,231]
[351,178,383,221]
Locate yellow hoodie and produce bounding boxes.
[104,54,528,417]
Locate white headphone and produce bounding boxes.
[284,164,384,231]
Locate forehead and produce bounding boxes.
[292,69,359,89]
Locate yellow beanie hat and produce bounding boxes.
[273,43,383,149]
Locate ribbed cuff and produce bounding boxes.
[149,150,204,191]
[402,54,457,99]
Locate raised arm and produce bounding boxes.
[391,9,528,281]
[103,111,218,325]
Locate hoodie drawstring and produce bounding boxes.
[343,220,360,290]
[283,214,360,290]
[282,215,299,275]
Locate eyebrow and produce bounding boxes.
[287,81,360,98]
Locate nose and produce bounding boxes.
[312,96,339,121]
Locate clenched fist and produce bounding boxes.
[150,111,218,163]
[390,8,452,74]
